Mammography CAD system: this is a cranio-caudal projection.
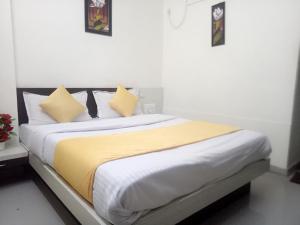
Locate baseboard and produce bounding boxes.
[270,165,288,176]
[270,162,300,176]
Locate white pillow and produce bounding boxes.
[23,91,92,125]
[93,89,143,119]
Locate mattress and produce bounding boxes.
[20,114,271,225]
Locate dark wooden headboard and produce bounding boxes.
[16,88,118,125]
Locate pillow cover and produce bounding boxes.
[92,88,143,119]
[40,86,85,123]
[109,86,138,117]
[23,89,92,125]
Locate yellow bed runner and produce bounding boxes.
[53,121,239,203]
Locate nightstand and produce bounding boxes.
[0,143,28,180]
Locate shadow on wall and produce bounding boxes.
[288,47,300,169]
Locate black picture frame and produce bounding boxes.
[85,0,112,36]
[212,2,225,47]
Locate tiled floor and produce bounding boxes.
[0,179,67,225]
[181,172,300,225]
[0,172,299,225]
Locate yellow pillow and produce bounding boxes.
[109,85,138,117]
[40,86,85,123]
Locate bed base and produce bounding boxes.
[178,182,251,224]
[28,151,269,225]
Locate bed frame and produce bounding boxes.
[28,150,269,225]
[16,88,270,225]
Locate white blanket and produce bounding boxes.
[20,114,271,225]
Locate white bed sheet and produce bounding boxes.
[20,114,271,225]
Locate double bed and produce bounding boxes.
[17,88,271,225]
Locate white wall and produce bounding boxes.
[162,0,300,170]
[12,0,163,88]
[3,0,300,170]
[0,0,19,138]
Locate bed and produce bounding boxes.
[16,88,271,225]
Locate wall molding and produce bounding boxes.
[163,107,292,170]
[164,107,291,127]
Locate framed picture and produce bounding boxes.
[212,2,225,47]
[85,0,112,36]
